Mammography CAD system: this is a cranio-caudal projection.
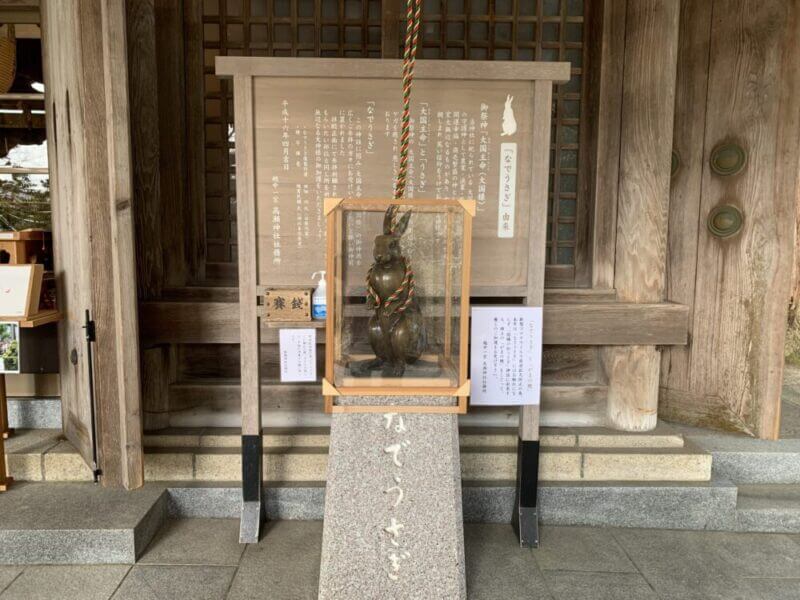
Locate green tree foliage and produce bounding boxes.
[0,175,50,231]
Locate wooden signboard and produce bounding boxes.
[236,62,562,296]
[217,57,569,545]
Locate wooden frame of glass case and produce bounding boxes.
[322,197,474,414]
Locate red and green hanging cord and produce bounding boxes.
[365,0,422,314]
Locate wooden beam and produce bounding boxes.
[603,0,680,432]
[168,380,608,428]
[216,57,572,83]
[139,300,689,346]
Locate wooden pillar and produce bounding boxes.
[42,0,144,488]
[0,374,8,439]
[603,0,680,431]
[232,73,263,542]
[183,0,207,283]
[141,345,172,431]
[0,376,9,490]
[0,375,9,492]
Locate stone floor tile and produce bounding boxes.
[544,571,659,600]
[743,578,800,600]
[532,526,637,573]
[612,529,758,600]
[700,531,800,578]
[227,520,323,600]
[0,566,130,600]
[464,524,553,600]
[0,568,22,595]
[110,565,236,600]
[138,519,245,567]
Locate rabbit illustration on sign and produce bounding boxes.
[501,94,517,136]
[350,205,427,378]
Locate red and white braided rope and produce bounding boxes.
[365,259,416,314]
[393,0,423,209]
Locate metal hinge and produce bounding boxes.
[83,318,96,343]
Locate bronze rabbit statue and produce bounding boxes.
[352,205,427,378]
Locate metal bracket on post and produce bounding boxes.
[83,309,102,483]
[512,438,540,548]
[240,434,264,543]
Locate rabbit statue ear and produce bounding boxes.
[394,210,412,236]
[383,205,398,234]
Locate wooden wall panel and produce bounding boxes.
[661,0,800,439]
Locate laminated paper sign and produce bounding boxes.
[279,328,317,382]
[470,306,542,406]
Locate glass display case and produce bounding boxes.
[323,198,474,413]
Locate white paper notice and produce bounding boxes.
[497,142,517,238]
[470,306,542,406]
[279,329,317,382]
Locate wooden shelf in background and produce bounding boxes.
[14,309,61,328]
[264,320,325,329]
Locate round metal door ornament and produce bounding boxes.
[707,204,744,239]
[710,142,747,176]
[671,150,680,178]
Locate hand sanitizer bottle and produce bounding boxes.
[311,271,327,320]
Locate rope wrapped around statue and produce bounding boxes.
[350,205,429,379]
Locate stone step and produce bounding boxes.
[6,428,711,484]
[7,397,62,430]
[685,433,800,484]
[734,484,800,533]
[143,425,687,450]
[0,478,747,566]
[0,482,166,564]
[165,480,741,532]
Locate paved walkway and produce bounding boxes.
[0,518,798,599]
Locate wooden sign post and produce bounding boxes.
[0,375,10,491]
[217,57,569,546]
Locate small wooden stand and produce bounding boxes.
[0,309,62,492]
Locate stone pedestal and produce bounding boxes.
[319,397,466,599]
